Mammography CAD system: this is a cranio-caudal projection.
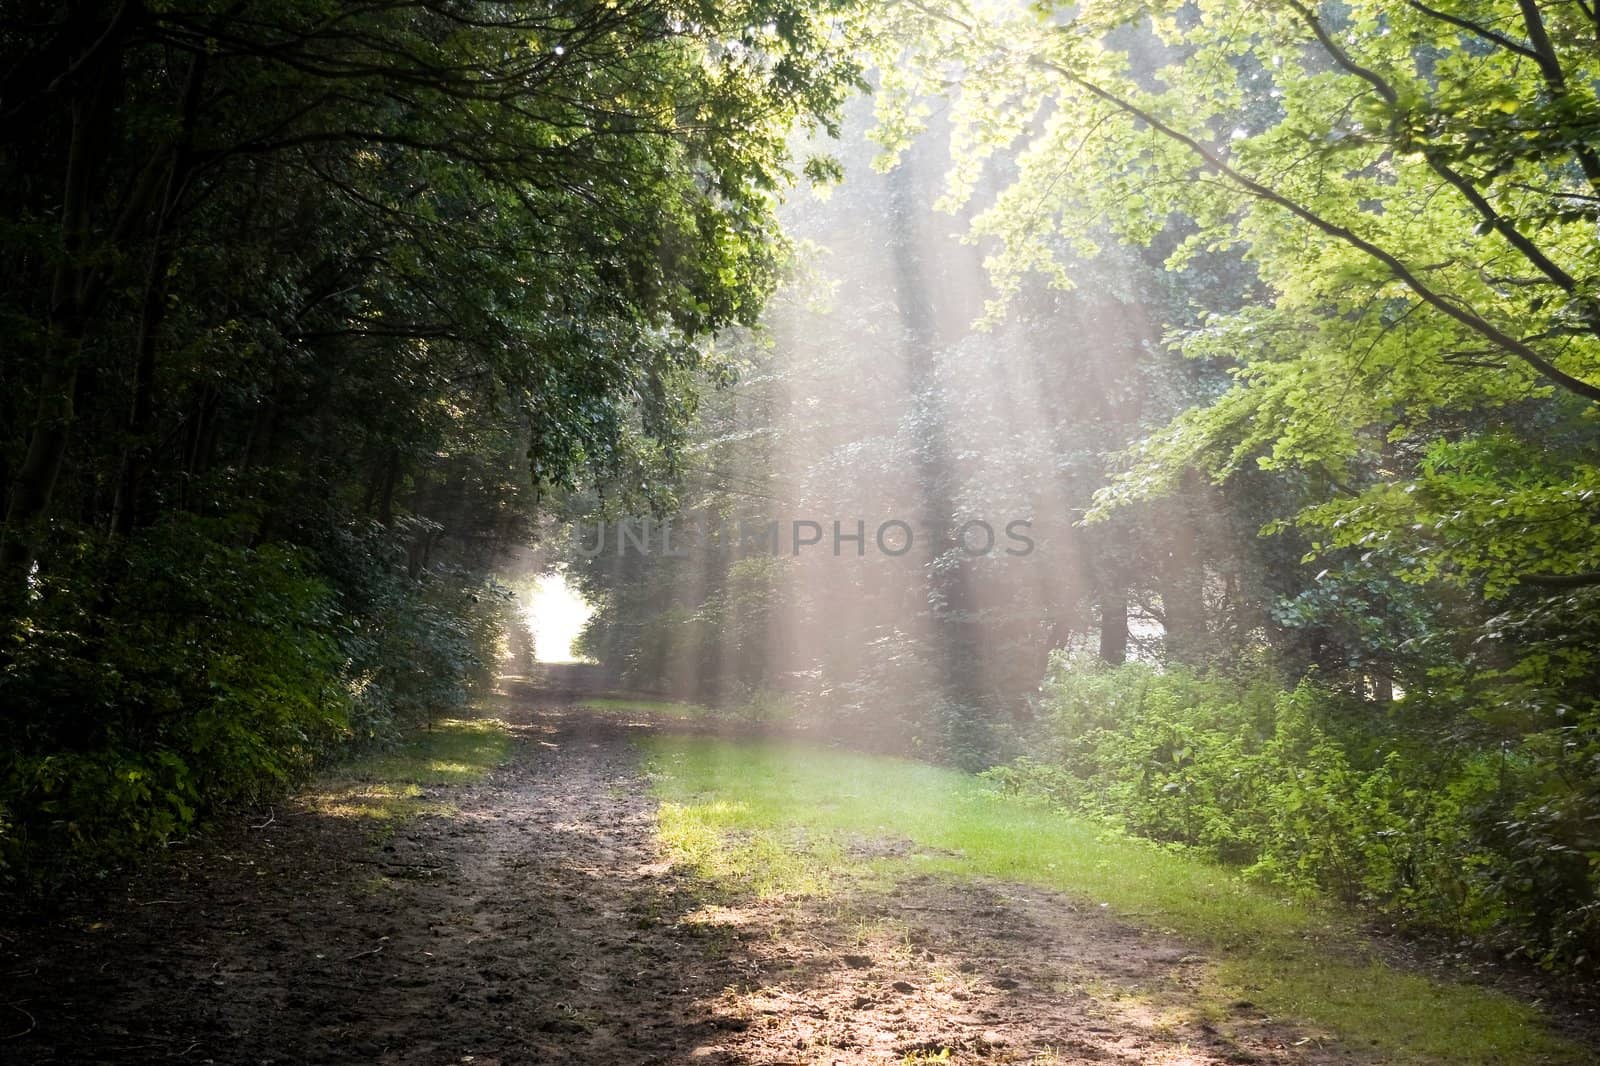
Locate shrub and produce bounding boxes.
[0,515,513,893]
[0,517,349,887]
[988,653,1600,973]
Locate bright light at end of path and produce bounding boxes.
[527,571,593,662]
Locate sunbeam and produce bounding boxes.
[4,1,1596,1061]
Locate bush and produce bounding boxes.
[987,653,1600,973]
[0,515,514,894]
[0,517,348,887]
[722,682,800,724]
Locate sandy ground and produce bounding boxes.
[0,686,1404,1064]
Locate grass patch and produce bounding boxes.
[581,696,716,720]
[307,716,510,823]
[581,692,797,724]
[641,734,1582,1066]
[658,800,842,897]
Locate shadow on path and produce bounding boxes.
[1,681,1347,1064]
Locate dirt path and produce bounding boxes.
[2,686,1351,1064]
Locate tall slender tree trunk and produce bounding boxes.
[1153,472,1210,664]
[1097,586,1129,664]
[2,359,80,577]
[375,448,401,526]
[885,161,984,714]
[110,247,172,536]
[1159,535,1207,663]
[109,56,202,538]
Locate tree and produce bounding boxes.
[0,0,864,588]
[0,0,862,886]
[876,0,1599,591]
[874,0,1600,970]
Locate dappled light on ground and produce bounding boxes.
[0,686,1586,1064]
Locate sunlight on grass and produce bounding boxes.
[641,735,1582,1066]
[307,717,510,822]
[659,799,841,897]
[582,697,717,720]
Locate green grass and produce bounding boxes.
[584,692,799,725]
[640,734,1584,1065]
[307,716,511,823]
[581,696,717,720]
[658,799,845,897]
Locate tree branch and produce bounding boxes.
[1031,47,1600,404]
[1286,0,1588,307]
[1403,1,1539,60]
[1511,0,1600,195]
[1518,570,1600,590]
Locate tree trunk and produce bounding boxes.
[110,248,172,536]
[1156,472,1210,665]
[110,56,201,537]
[1097,586,1129,664]
[375,448,401,526]
[1159,530,1207,664]
[240,400,277,473]
[885,160,984,711]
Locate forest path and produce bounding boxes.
[3,682,1349,1065]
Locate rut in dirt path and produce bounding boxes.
[2,685,1341,1065]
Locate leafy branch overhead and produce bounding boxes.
[876,0,1600,594]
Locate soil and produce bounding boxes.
[0,683,1474,1063]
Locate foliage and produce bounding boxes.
[987,655,1600,974]
[0,0,857,889]
[1,516,341,883]
[862,0,1600,976]
[0,514,516,890]
[874,0,1600,683]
